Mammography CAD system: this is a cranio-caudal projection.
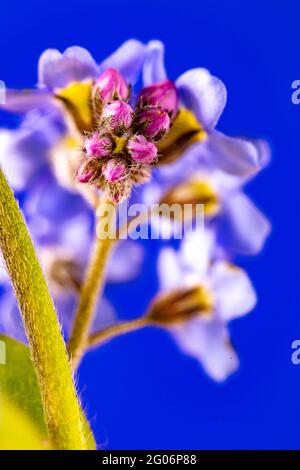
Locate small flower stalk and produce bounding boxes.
[78,69,179,203]
[147,285,214,325]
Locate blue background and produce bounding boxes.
[1,0,300,450]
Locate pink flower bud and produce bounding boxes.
[139,80,178,118]
[102,159,127,183]
[127,135,157,164]
[135,106,170,140]
[102,100,134,130]
[84,133,112,158]
[77,159,99,183]
[78,169,94,183]
[94,68,129,102]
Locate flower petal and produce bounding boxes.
[0,130,35,191]
[171,318,239,382]
[0,128,49,192]
[1,89,53,113]
[99,39,146,85]
[157,247,182,291]
[143,40,167,86]
[48,292,115,339]
[0,255,9,284]
[176,68,227,130]
[157,108,206,165]
[252,139,271,169]
[91,297,117,334]
[209,262,257,321]
[38,47,98,89]
[180,229,215,278]
[27,188,92,249]
[220,192,271,255]
[204,131,269,177]
[107,241,144,283]
[0,109,64,191]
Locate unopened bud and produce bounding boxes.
[102,100,133,130]
[102,159,127,183]
[77,159,100,183]
[139,80,178,118]
[127,135,157,164]
[94,68,129,102]
[135,106,170,141]
[84,133,112,158]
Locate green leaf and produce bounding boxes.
[0,334,96,449]
[0,334,45,433]
[0,394,46,450]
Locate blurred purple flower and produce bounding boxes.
[0,40,147,341]
[0,38,270,382]
[155,231,257,382]
[143,40,270,176]
[140,155,271,256]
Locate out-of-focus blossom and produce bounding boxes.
[0,41,149,340]
[0,108,65,191]
[0,38,270,373]
[143,40,270,176]
[0,229,144,343]
[150,231,256,382]
[2,43,180,204]
[1,40,147,202]
[1,39,268,207]
[128,41,271,257]
[141,158,271,256]
[0,275,117,344]
[0,136,143,341]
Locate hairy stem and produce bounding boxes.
[68,199,115,369]
[0,169,87,450]
[88,317,150,349]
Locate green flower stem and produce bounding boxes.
[68,199,116,370]
[0,169,87,450]
[88,317,150,349]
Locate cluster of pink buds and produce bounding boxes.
[77,68,178,203]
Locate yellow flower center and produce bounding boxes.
[157,108,207,165]
[112,135,127,154]
[55,81,93,132]
[160,179,220,218]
